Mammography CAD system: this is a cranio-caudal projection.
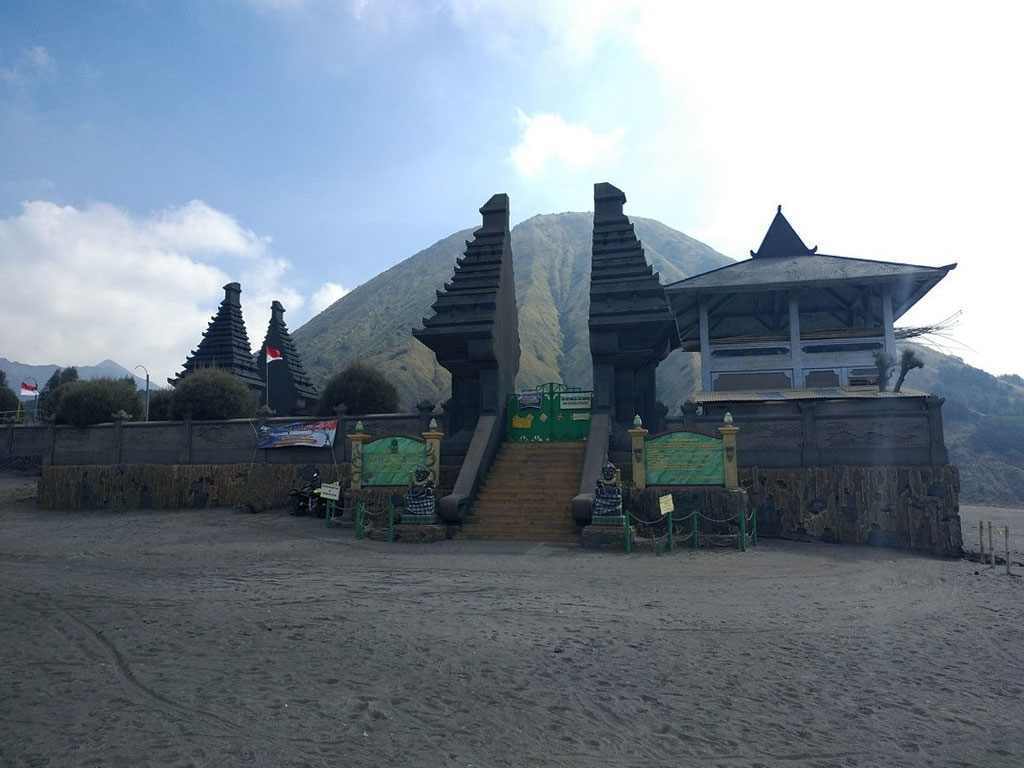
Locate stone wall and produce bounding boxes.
[38,463,349,511]
[1,412,450,468]
[741,464,962,556]
[37,462,462,512]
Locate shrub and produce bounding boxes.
[318,363,399,415]
[39,366,79,419]
[56,377,142,427]
[0,381,18,414]
[171,369,257,421]
[147,389,175,421]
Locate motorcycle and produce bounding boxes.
[288,465,324,517]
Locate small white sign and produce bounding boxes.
[560,392,592,410]
[658,494,675,514]
[318,482,341,501]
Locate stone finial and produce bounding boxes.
[429,417,438,431]
[723,411,733,424]
[632,414,643,428]
[223,282,242,306]
[354,419,365,432]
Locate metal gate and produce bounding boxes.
[506,383,592,442]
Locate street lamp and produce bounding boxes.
[134,365,150,421]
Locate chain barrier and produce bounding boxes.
[620,500,757,554]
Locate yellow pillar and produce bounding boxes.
[348,422,371,491]
[718,412,739,490]
[421,418,444,485]
[628,415,649,490]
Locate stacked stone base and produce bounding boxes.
[581,521,630,551]
[742,464,962,557]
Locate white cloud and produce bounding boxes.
[509,109,624,178]
[0,45,55,83]
[0,200,304,383]
[311,281,350,313]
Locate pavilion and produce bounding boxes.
[664,207,955,393]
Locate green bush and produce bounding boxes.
[56,377,142,427]
[171,369,257,420]
[146,389,175,421]
[0,370,18,413]
[39,366,79,420]
[318,363,399,415]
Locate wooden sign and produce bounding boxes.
[645,431,725,486]
[658,494,675,514]
[317,482,341,501]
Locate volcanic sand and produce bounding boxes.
[1,485,1022,767]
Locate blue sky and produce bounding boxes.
[1,1,1022,381]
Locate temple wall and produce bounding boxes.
[37,462,461,511]
[2,413,450,468]
[741,464,962,557]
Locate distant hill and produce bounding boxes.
[0,358,149,398]
[294,211,1022,506]
[294,212,732,411]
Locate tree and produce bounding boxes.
[147,389,175,421]
[56,377,142,428]
[0,370,18,414]
[171,369,257,421]
[39,366,80,419]
[894,349,925,393]
[318,363,399,416]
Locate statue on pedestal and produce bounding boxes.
[405,466,436,518]
[592,461,622,518]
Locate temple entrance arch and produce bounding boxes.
[506,383,592,442]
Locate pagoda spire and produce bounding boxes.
[172,282,264,392]
[589,182,678,425]
[413,192,520,435]
[256,300,319,415]
[751,205,817,258]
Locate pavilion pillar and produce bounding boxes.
[788,293,804,388]
[699,298,712,392]
[882,287,896,359]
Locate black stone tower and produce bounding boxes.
[172,282,264,393]
[588,183,678,426]
[256,301,319,415]
[414,194,521,435]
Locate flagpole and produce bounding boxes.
[27,376,38,423]
[265,347,270,411]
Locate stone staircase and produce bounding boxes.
[460,442,584,543]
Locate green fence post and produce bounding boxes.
[752,507,758,546]
[691,510,699,549]
[388,500,395,543]
[623,512,631,554]
[667,509,674,552]
[738,506,747,552]
[355,499,365,540]
[324,500,335,528]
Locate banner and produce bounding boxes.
[516,391,543,410]
[559,391,592,410]
[257,419,337,449]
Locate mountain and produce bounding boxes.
[294,212,732,411]
[0,358,150,397]
[293,211,1023,506]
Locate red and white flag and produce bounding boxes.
[20,381,39,397]
[265,345,283,363]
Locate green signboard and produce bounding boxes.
[363,436,426,486]
[645,431,725,486]
[507,383,591,442]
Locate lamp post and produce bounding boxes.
[134,365,150,422]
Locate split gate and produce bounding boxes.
[506,383,592,442]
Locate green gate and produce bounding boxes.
[506,383,592,442]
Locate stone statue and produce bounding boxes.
[592,461,622,517]
[405,466,436,517]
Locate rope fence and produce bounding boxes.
[618,502,757,555]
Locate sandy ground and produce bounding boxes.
[1,479,1023,768]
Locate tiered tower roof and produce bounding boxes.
[590,182,679,358]
[257,300,318,413]
[413,193,520,430]
[173,282,264,390]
